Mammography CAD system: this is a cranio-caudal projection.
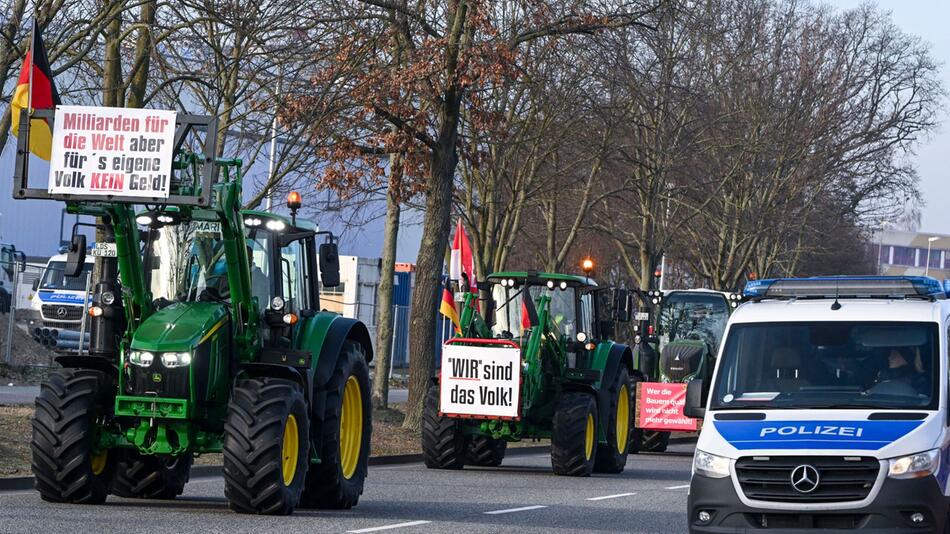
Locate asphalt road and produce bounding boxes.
[0,386,410,406]
[0,444,694,533]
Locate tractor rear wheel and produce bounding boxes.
[301,342,371,509]
[551,391,598,477]
[594,367,633,474]
[467,436,507,467]
[31,368,115,504]
[639,430,670,453]
[422,384,468,470]
[223,377,309,515]
[112,452,192,499]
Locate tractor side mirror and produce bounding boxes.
[64,234,87,278]
[319,242,341,288]
[14,251,25,272]
[684,379,707,419]
[32,278,40,292]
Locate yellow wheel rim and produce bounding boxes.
[584,413,595,461]
[90,449,108,476]
[616,384,630,453]
[281,415,299,486]
[340,375,363,480]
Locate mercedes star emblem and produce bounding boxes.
[55,307,68,318]
[790,464,820,493]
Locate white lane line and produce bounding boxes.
[586,492,637,501]
[484,505,548,515]
[347,520,432,533]
[665,484,690,490]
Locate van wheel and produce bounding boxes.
[551,392,597,476]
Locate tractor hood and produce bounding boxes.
[131,302,228,352]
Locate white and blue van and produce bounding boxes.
[685,276,950,532]
[30,252,94,327]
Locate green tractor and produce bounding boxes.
[422,271,636,476]
[632,289,737,452]
[13,112,372,514]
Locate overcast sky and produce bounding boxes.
[826,0,949,233]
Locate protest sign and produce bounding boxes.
[48,105,176,199]
[440,343,521,419]
[636,381,698,432]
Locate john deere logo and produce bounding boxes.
[151,373,162,383]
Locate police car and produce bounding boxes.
[31,253,93,327]
[685,276,950,532]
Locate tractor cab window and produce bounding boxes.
[279,239,311,312]
[578,293,593,340]
[659,292,730,352]
[490,280,577,339]
[547,286,578,338]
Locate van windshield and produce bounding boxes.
[710,322,938,410]
[40,262,92,291]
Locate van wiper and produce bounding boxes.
[801,403,894,410]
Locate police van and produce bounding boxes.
[685,276,950,532]
[30,253,94,327]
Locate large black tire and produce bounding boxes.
[551,391,598,477]
[640,430,671,453]
[112,452,193,499]
[31,368,116,504]
[467,435,507,467]
[421,384,468,470]
[594,366,633,474]
[301,342,371,509]
[223,377,309,515]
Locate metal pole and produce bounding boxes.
[659,254,666,291]
[926,243,931,276]
[77,271,91,355]
[265,76,281,211]
[5,264,20,364]
[389,305,398,379]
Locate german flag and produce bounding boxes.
[440,280,461,335]
[11,22,60,161]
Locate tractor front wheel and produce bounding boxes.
[223,377,309,515]
[594,367,634,474]
[551,391,598,477]
[301,341,372,509]
[31,368,115,504]
[639,430,670,453]
[467,435,507,467]
[422,384,468,469]
[112,452,193,499]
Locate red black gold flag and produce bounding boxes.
[11,23,61,161]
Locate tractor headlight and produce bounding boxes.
[888,449,939,479]
[546,280,555,289]
[128,350,154,367]
[576,332,588,342]
[693,449,730,479]
[100,291,116,306]
[266,219,286,231]
[271,296,285,311]
[559,281,568,290]
[161,352,192,368]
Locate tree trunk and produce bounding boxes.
[402,94,461,431]
[371,161,402,410]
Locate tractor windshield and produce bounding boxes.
[146,221,272,306]
[491,281,577,339]
[658,292,729,352]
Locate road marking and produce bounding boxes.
[484,505,548,515]
[666,484,690,490]
[586,492,637,501]
[347,520,432,533]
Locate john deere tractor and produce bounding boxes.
[13,111,372,514]
[632,289,737,452]
[422,271,635,476]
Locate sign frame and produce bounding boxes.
[13,108,218,207]
[439,337,523,421]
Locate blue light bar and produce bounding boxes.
[742,276,946,300]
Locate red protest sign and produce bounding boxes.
[635,382,698,432]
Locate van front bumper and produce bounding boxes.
[688,473,947,533]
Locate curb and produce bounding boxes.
[0,440,697,493]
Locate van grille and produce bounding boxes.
[41,304,84,322]
[735,456,879,503]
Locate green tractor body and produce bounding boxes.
[14,112,373,514]
[632,289,737,452]
[422,271,636,476]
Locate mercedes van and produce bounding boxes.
[685,276,950,532]
[30,253,94,327]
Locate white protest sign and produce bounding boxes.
[440,343,521,419]
[48,105,176,199]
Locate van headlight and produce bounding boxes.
[693,449,730,479]
[888,449,939,479]
[128,351,154,367]
[161,352,192,368]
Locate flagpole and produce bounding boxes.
[26,17,36,138]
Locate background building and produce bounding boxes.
[872,229,950,278]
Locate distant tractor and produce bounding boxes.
[13,109,373,514]
[422,271,636,476]
[632,289,738,452]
